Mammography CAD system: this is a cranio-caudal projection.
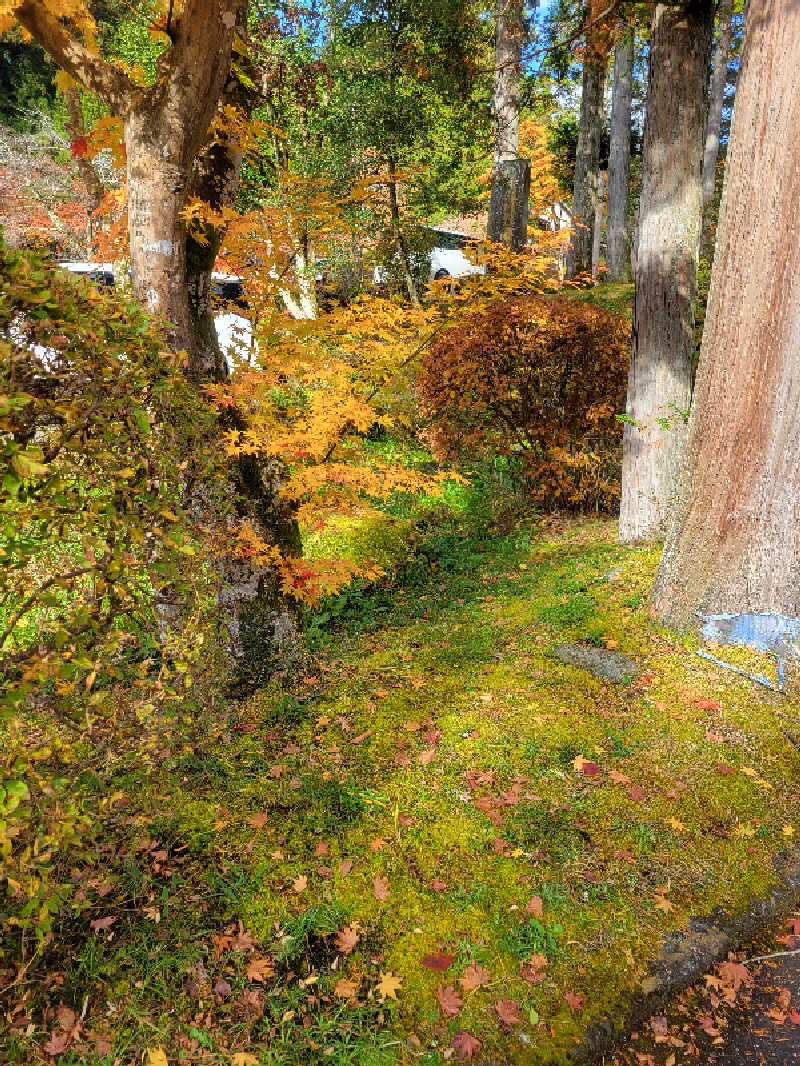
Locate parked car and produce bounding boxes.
[373,226,485,290]
[427,227,485,281]
[57,260,115,288]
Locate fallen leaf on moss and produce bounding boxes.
[565,990,584,1012]
[292,875,308,893]
[373,875,391,901]
[460,963,490,991]
[334,977,358,999]
[377,971,402,1000]
[451,1030,482,1060]
[526,895,543,917]
[335,926,360,955]
[436,983,463,1017]
[421,951,454,972]
[245,957,275,983]
[496,998,523,1025]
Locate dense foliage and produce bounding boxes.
[0,242,215,940]
[418,296,629,511]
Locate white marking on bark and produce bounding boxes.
[144,240,176,255]
[146,289,160,312]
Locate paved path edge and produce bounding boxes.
[569,846,800,1064]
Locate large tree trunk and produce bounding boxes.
[651,0,800,627]
[565,49,606,278]
[618,0,714,544]
[488,0,529,250]
[606,24,633,282]
[492,0,523,165]
[700,0,734,260]
[16,0,305,688]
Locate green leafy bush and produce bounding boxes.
[0,242,213,942]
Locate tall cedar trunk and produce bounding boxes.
[700,0,734,260]
[17,0,305,688]
[618,0,713,543]
[606,26,633,282]
[651,0,800,627]
[566,53,606,278]
[591,168,605,282]
[488,0,529,249]
[493,0,523,165]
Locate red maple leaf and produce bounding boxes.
[70,136,89,159]
[496,998,523,1025]
[436,983,463,1017]
[421,951,455,972]
[451,1030,482,1060]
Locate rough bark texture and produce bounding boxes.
[606,26,633,282]
[566,53,606,279]
[488,0,529,250]
[488,157,531,251]
[651,0,800,627]
[701,0,734,260]
[19,0,305,687]
[492,0,524,165]
[591,168,606,281]
[618,0,714,544]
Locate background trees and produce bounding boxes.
[618,0,714,544]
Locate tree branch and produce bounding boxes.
[15,1,135,114]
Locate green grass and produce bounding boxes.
[5,500,800,1066]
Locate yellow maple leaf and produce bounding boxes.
[231,1055,259,1066]
[334,977,358,999]
[146,1050,168,1066]
[377,971,403,1000]
[667,817,684,831]
[783,825,794,837]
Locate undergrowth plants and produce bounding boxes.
[5,512,799,1065]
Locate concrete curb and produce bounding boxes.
[570,847,800,1064]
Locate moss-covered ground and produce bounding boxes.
[6,500,800,1066]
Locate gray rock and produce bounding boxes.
[553,644,639,683]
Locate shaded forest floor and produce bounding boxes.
[5,508,800,1065]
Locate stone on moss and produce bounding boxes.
[553,644,639,683]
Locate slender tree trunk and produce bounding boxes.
[387,157,421,309]
[651,0,800,627]
[566,51,606,278]
[591,168,606,282]
[606,24,633,282]
[618,0,714,543]
[700,0,734,259]
[63,86,105,245]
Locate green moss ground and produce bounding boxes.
[7,514,800,1066]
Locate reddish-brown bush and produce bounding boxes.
[418,296,630,512]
